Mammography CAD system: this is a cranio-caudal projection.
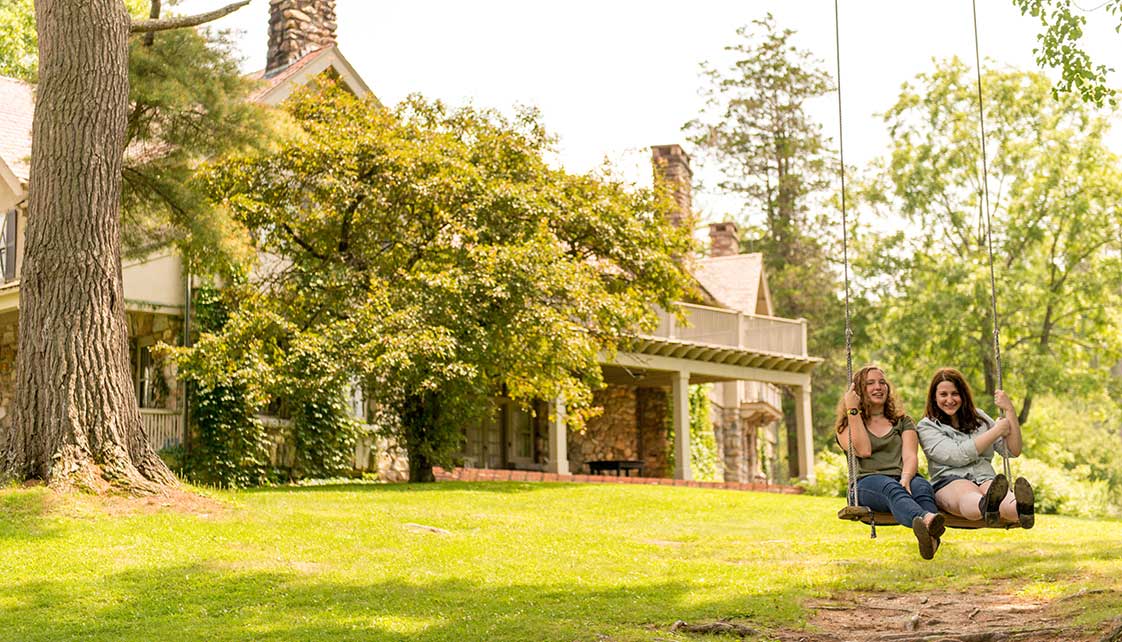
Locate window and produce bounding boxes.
[135,341,159,408]
[1,209,16,282]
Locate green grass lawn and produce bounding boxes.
[1,481,1119,641]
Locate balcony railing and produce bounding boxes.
[650,302,808,357]
[140,409,183,451]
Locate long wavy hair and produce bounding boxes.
[924,367,981,432]
[833,364,906,434]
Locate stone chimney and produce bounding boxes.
[266,0,338,77]
[708,222,740,257]
[651,144,693,228]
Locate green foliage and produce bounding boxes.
[803,447,849,498]
[288,394,360,481]
[684,15,847,450]
[0,0,36,81]
[855,60,1122,422]
[0,0,273,274]
[1012,457,1115,517]
[666,384,720,482]
[194,83,693,481]
[173,284,272,488]
[121,24,275,274]
[1012,0,1121,107]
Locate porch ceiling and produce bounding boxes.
[599,336,821,388]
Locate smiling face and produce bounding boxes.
[925,367,979,431]
[863,368,889,408]
[935,380,962,417]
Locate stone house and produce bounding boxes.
[0,0,821,484]
[459,145,821,483]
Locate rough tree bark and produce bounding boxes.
[0,0,174,491]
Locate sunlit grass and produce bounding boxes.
[0,482,1119,641]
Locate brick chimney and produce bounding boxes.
[708,222,740,257]
[651,144,693,228]
[266,0,338,77]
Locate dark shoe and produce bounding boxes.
[1014,477,1035,529]
[928,512,946,540]
[980,474,1009,527]
[912,516,935,560]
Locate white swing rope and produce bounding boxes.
[971,0,1013,481]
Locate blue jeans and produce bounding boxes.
[855,474,938,526]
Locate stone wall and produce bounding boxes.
[636,387,670,478]
[0,311,17,429]
[565,385,670,477]
[126,311,182,411]
[266,0,337,76]
[570,385,639,474]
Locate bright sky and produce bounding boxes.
[178,0,1122,224]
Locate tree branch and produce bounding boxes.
[130,0,249,34]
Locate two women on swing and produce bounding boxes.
[836,365,1034,560]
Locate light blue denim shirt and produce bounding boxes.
[916,408,1012,484]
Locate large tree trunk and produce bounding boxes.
[0,0,174,491]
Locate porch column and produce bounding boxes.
[792,381,815,483]
[546,396,570,475]
[672,370,691,481]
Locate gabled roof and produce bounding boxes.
[247,45,375,106]
[0,76,34,196]
[692,253,773,316]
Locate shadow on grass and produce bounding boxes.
[0,565,810,642]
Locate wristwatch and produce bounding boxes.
[848,408,860,416]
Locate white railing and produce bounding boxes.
[651,303,807,357]
[741,380,783,410]
[141,409,183,451]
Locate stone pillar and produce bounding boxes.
[547,396,569,475]
[266,0,338,77]
[651,144,693,228]
[718,382,744,482]
[672,371,691,480]
[708,222,740,258]
[792,382,815,483]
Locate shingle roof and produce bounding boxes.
[246,46,334,103]
[0,76,34,183]
[693,253,767,315]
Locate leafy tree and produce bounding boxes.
[0,0,272,274]
[684,14,846,469]
[857,58,1122,424]
[0,0,248,491]
[0,0,36,81]
[1013,0,1121,107]
[184,83,693,482]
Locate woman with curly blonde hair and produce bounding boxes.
[836,365,945,559]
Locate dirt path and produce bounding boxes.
[773,587,1111,642]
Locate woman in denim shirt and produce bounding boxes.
[836,365,945,559]
[916,367,1034,528]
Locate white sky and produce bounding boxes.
[177,0,1122,225]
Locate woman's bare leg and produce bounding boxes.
[999,490,1018,522]
[935,479,985,519]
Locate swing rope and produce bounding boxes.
[971,0,1012,481]
[833,0,875,538]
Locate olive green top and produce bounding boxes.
[852,416,916,479]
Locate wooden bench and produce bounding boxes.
[588,459,644,477]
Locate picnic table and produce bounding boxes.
[587,459,644,477]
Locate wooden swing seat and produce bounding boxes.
[837,505,1021,530]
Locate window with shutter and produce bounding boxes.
[1,209,16,282]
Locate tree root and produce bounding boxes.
[669,620,756,637]
[1100,618,1122,642]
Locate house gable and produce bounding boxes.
[249,46,376,107]
[692,252,774,317]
